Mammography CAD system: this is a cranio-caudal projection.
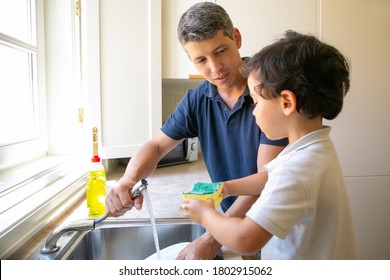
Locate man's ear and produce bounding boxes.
[280,90,296,116]
[233,28,242,49]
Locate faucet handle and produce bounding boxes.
[130,179,148,199]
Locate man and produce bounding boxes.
[105,2,287,259]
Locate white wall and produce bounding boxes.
[321,0,390,259]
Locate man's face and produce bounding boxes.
[183,29,243,91]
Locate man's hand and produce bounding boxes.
[105,178,143,217]
[175,232,222,260]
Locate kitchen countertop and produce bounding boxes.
[10,157,211,259]
[108,158,211,220]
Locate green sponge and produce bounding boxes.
[182,182,223,208]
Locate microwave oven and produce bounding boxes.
[158,138,198,166]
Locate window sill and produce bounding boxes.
[0,155,87,259]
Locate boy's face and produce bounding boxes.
[248,74,286,140]
[183,29,243,91]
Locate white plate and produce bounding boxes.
[145,242,190,260]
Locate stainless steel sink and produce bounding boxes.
[67,219,205,260]
[30,218,206,260]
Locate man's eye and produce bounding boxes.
[215,48,226,55]
[196,58,206,64]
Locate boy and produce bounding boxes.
[182,30,357,259]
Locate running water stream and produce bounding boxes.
[141,188,161,260]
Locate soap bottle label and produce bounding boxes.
[86,166,106,218]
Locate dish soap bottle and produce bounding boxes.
[86,127,106,218]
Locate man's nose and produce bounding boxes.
[209,58,223,73]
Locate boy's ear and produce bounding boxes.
[280,90,296,116]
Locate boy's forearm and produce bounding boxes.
[197,172,268,255]
[224,195,258,218]
[223,172,268,196]
[201,208,249,253]
[195,195,259,255]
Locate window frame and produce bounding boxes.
[0,0,48,172]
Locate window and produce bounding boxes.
[0,0,47,171]
[0,0,86,259]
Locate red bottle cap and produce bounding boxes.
[91,155,101,162]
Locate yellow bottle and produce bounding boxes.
[86,127,106,218]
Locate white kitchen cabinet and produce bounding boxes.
[345,177,390,260]
[81,0,162,159]
[217,0,318,57]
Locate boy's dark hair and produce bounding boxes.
[242,30,350,120]
[177,2,234,45]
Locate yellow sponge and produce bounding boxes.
[182,182,223,208]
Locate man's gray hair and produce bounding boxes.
[177,2,234,45]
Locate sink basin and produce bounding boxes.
[31,218,206,260]
[67,219,205,260]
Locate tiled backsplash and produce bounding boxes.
[162,79,204,123]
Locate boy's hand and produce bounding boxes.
[220,181,229,198]
[181,198,214,224]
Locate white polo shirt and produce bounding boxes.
[246,126,357,259]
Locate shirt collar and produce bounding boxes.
[265,126,332,171]
[205,82,251,104]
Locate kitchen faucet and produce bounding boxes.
[41,179,148,254]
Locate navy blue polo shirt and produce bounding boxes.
[162,80,287,211]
